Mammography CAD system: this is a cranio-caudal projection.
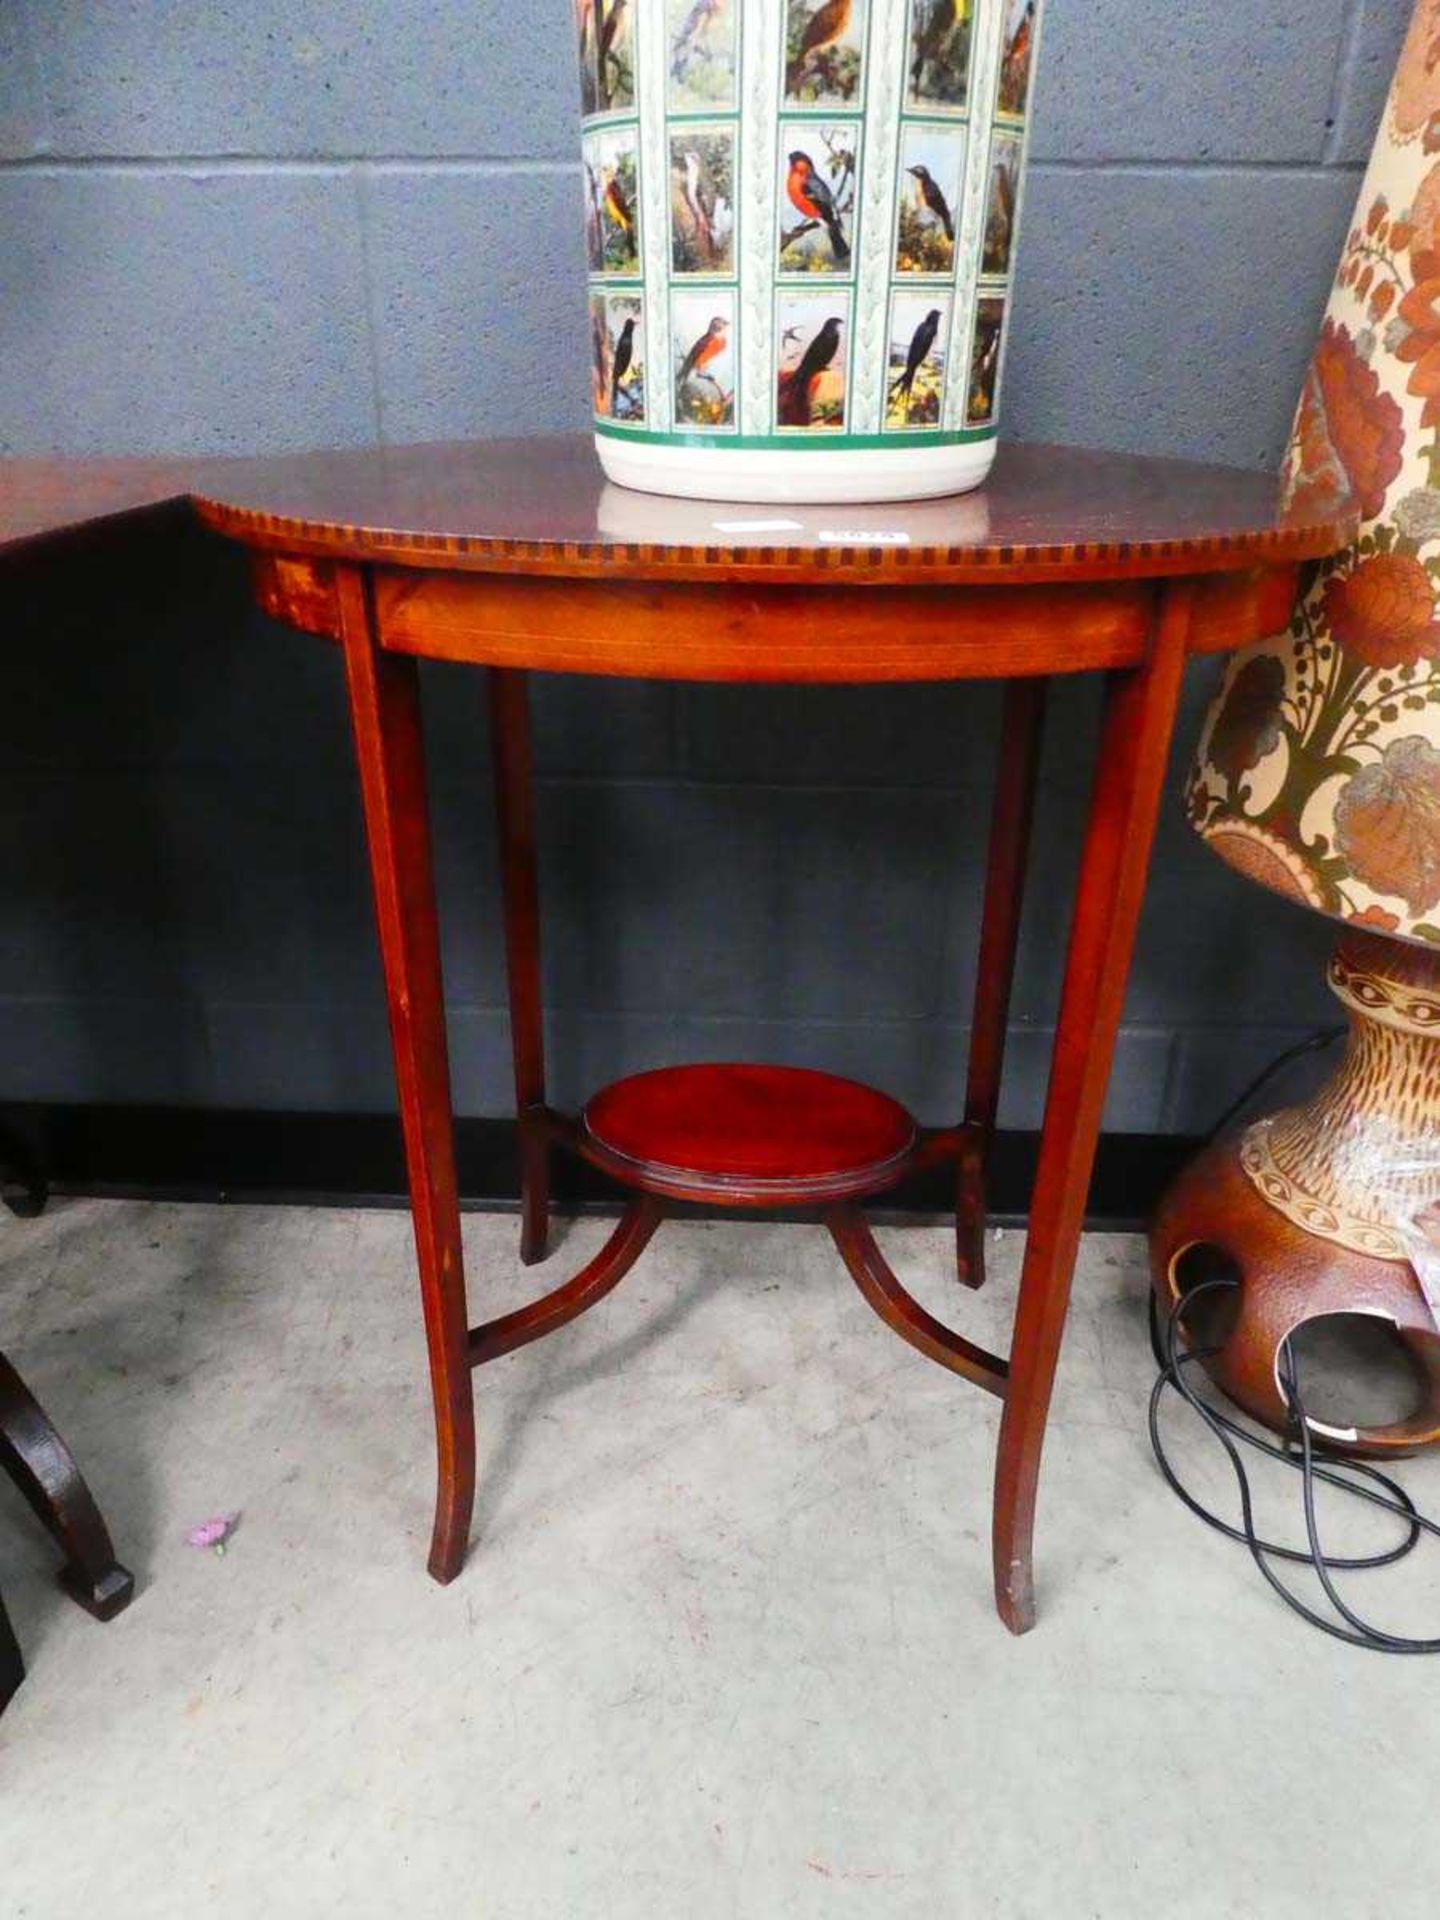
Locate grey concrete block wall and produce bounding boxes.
[0,3,1408,1135]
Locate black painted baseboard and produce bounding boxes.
[0,1104,1199,1230]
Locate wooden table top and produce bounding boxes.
[0,455,194,559]
[0,437,1356,590]
[186,436,1355,586]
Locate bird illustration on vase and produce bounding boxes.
[583,160,604,271]
[671,0,727,86]
[785,151,851,267]
[576,0,599,114]
[601,162,637,271]
[908,165,954,243]
[1000,0,1035,115]
[610,315,638,417]
[896,152,957,273]
[889,307,942,425]
[604,168,633,235]
[984,152,1017,275]
[679,149,717,265]
[909,0,973,106]
[969,307,1003,421]
[778,317,844,427]
[675,316,731,424]
[589,299,612,414]
[786,0,857,102]
[595,0,633,111]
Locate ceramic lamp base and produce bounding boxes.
[1151,932,1440,1454]
[594,434,999,505]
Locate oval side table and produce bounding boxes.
[192,436,1356,1635]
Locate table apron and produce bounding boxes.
[356,565,1290,682]
[251,552,1300,680]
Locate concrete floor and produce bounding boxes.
[2,1200,1439,1917]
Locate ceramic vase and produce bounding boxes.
[1189,0,1440,950]
[1151,1,1440,1451]
[575,0,1043,503]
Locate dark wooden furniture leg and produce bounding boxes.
[338,566,476,1585]
[489,668,551,1267]
[992,583,1194,1634]
[0,1350,134,1619]
[958,677,1046,1291]
[0,1123,47,1219]
[0,1580,22,1714]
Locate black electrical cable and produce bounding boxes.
[1150,1280,1440,1652]
[1199,1024,1345,1149]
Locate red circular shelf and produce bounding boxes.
[580,1063,918,1205]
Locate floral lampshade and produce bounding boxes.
[1189,1,1440,945]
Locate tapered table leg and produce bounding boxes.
[338,567,476,1585]
[0,1583,21,1714]
[992,583,1194,1634]
[960,677,1047,1290]
[489,668,551,1267]
[0,1351,133,1619]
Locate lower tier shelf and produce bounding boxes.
[470,1067,1006,1398]
[470,1070,1008,1398]
[578,1063,919,1207]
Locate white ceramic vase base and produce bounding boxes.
[577,0,1042,505]
[596,433,998,503]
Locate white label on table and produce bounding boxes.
[817,529,912,545]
